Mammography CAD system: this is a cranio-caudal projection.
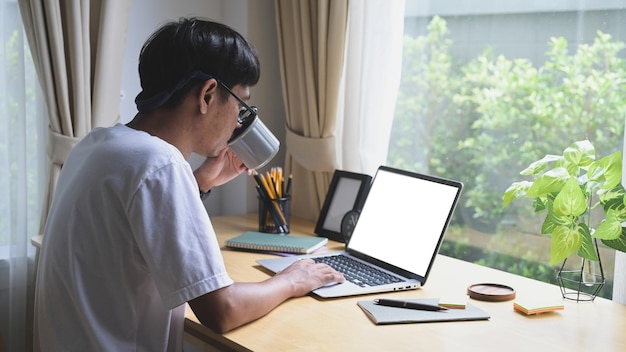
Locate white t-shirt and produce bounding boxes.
[34,124,233,351]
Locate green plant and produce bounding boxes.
[503,140,626,265]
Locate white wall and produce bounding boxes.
[404,1,626,67]
[119,0,222,122]
[405,0,625,16]
[120,0,285,217]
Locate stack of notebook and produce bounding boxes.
[225,231,328,254]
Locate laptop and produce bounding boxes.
[257,166,463,298]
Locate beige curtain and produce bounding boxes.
[275,0,349,220]
[18,0,131,230]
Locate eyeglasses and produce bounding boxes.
[215,79,258,125]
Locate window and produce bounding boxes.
[388,1,626,298]
[0,1,45,252]
[0,1,46,349]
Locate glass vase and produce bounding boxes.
[556,240,605,302]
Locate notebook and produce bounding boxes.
[256,166,463,298]
[225,231,328,254]
[357,298,490,325]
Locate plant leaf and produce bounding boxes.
[577,224,599,261]
[532,197,547,213]
[602,228,626,253]
[502,181,532,208]
[552,176,587,217]
[541,206,569,234]
[592,210,622,240]
[596,151,622,190]
[550,225,583,265]
[525,167,571,197]
[600,185,626,217]
[520,154,562,176]
[563,140,595,167]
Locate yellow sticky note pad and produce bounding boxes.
[438,295,469,309]
[513,297,564,315]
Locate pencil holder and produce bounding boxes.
[258,196,291,234]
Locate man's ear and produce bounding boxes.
[199,79,219,114]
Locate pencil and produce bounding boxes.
[260,173,277,199]
[253,172,288,231]
[254,184,288,233]
[276,167,283,197]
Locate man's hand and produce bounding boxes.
[194,147,251,191]
[275,259,346,297]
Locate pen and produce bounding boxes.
[374,298,448,311]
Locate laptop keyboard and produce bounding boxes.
[313,254,403,287]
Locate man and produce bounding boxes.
[34,17,344,351]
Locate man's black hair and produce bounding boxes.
[135,17,260,112]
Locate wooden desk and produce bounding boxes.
[31,216,626,351]
[186,214,626,352]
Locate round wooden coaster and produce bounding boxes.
[467,283,516,302]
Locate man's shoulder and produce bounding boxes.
[83,124,182,163]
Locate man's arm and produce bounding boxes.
[188,259,344,333]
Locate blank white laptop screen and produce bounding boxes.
[347,168,460,278]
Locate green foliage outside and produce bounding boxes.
[390,16,626,227]
[388,16,626,297]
